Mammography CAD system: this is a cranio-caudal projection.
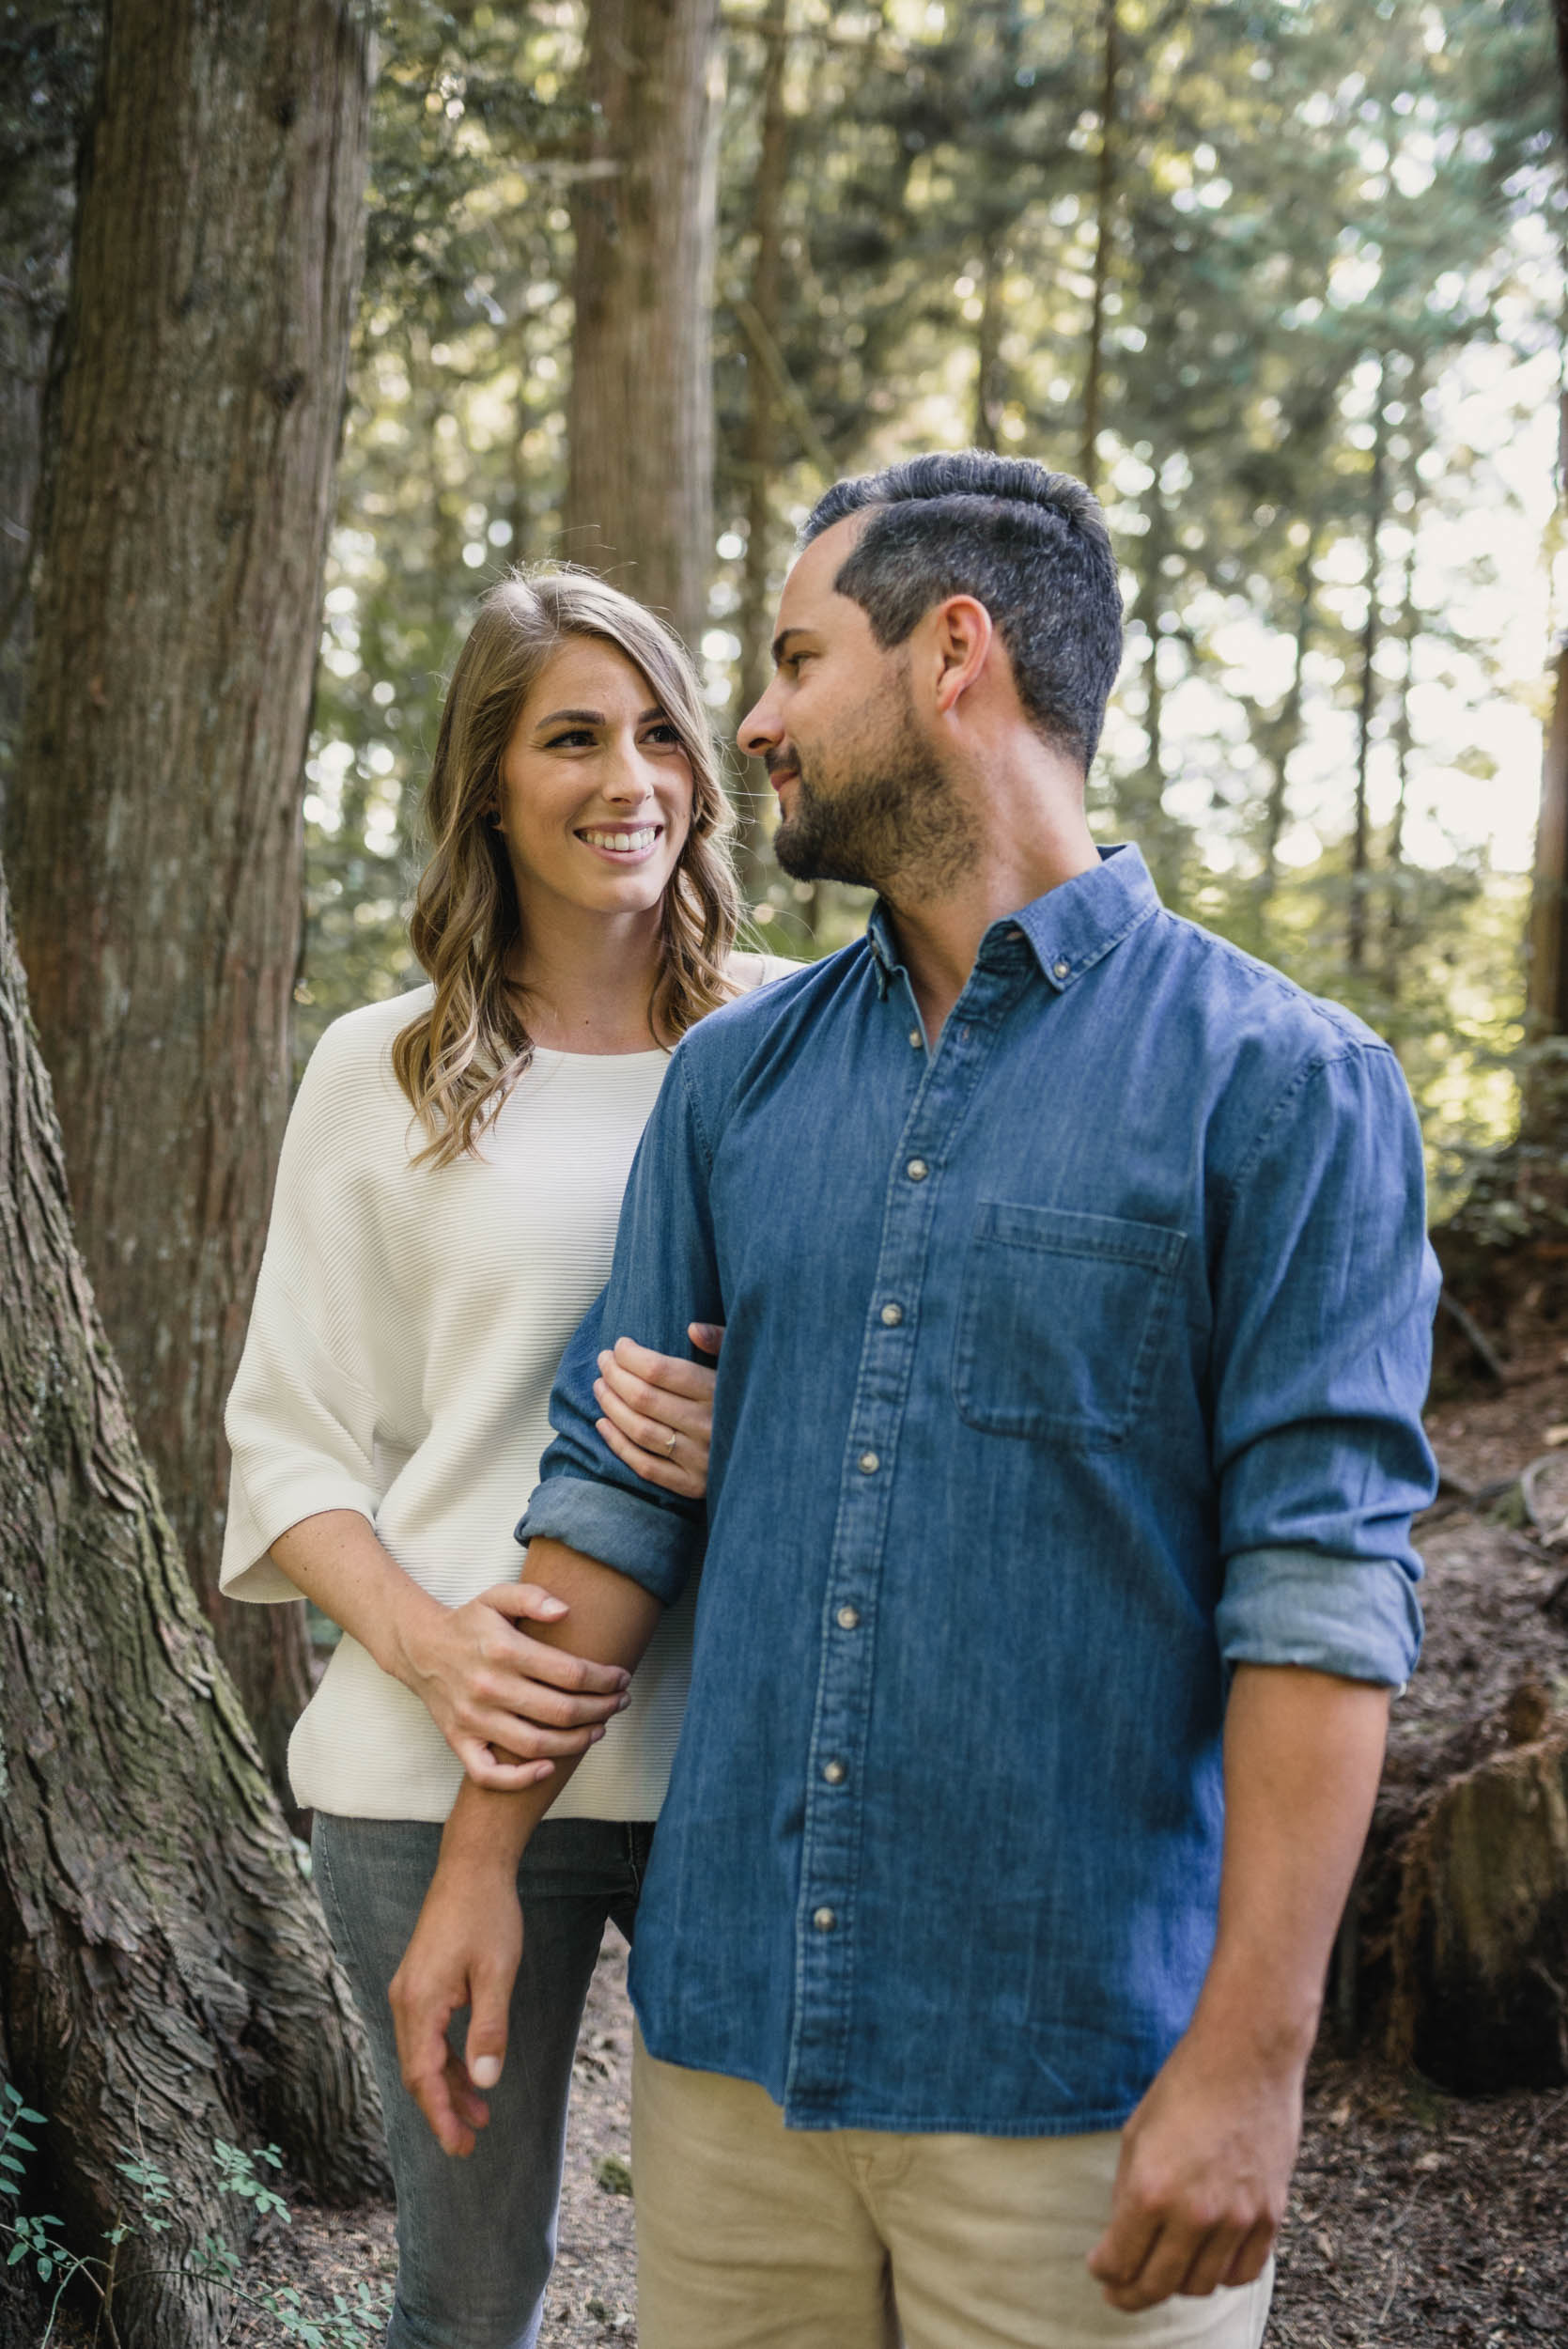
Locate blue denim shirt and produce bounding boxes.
[520,846,1437,2136]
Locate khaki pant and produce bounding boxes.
[632,2032,1274,2349]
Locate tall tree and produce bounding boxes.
[4,0,376,1788]
[566,0,722,649]
[0,853,385,2349]
[0,2,99,822]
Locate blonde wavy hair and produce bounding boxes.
[394,568,741,1165]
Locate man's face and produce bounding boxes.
[738,516,976,895]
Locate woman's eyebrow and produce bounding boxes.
[532,706,667,729]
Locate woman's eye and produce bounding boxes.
[646,723,682,746]
[545,728,594,749]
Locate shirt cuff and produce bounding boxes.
[516,1477,700,1606]
[1216,1544,1422,1689]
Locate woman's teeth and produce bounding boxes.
[580,826,659,853]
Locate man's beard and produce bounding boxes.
[772,672,978,896]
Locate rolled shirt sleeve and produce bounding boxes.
[517,1050,721,1606]
[1211,1042,1439,1686]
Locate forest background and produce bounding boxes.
[0,1,1565,2346]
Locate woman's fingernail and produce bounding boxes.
[537,1595,567,1616]
[471,2056,502,2090]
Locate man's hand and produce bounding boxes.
[1087,2015,1300,2310]
[389,1847,523,2157]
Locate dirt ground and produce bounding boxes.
[225,1369,1568,2346]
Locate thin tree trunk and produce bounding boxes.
[566,0,721,651]
[734,0,792,906]
[0,856,386,2349]
[1384,527,1420,1007]
[1348,361,1389,973]
[4,0,376,1791]
[1258,522,1318,904]
[1080,0,1120,493]
[1521,376,1568,1148]
[973,235,1005,453]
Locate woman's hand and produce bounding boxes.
[594,1321,725,1499]
[398,1583,632,1793]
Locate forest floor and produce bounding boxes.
[228,1366,1568,2347]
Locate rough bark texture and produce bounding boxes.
[1389,1726,1568,2094]
[4,0,375,1789]
[0,856,387,2349]
[0,2,100,827]
[566,0,721,651]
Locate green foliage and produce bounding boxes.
[297,0,1562,1187]
[0,2080,390,2348]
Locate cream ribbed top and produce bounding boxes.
[221,965,790,1823]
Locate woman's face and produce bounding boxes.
[494,636,694,926]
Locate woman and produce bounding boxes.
[221,568,792,2349]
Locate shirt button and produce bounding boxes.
[823,1760,846,1785]
[836,1605,861,1630]
[1053,957,1070,979]
[813,1906,837,1932]
[906,1158,928,1181]
[908,1029,923,1049]
[859,1451,879,1474]
[880,1301,904,1327]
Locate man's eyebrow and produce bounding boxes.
[770,626,815,666]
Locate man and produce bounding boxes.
[391,452,1436,2348]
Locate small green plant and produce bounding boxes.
[0,2080,391,2346]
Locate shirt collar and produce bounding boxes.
[864,845,1160,997]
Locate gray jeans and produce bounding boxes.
[312,1812,654,2349]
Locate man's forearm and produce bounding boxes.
[1196,1660,1389,2055]
[1090,1660,1390,2310]
[439,1536,664,1871]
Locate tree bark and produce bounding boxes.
[0,2,100,828]
[0,855,386,2349]
[4,0,376,1790]
[566,0,721,651]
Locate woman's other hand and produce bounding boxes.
[594,1322,725,1499]
[401,1582,631,1792]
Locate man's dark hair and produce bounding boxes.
[803,452,1123,770]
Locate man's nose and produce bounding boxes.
[737,687,780,760]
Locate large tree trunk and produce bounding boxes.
[3,0,376,1790]
[566,0,721,651]
[0,856,386,2349]
[0,2,100,826]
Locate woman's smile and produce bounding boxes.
[575,820,665,863]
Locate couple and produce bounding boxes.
[224,450,1438,2349]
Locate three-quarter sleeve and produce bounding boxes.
[518,1050,721,1605]
[221,1026,393,1604]
[1211,1042,1439,1686]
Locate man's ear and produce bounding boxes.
[931,596,994,717]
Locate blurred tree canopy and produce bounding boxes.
[299,0,1560,1217]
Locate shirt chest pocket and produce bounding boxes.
[952,1201,1188,1449]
